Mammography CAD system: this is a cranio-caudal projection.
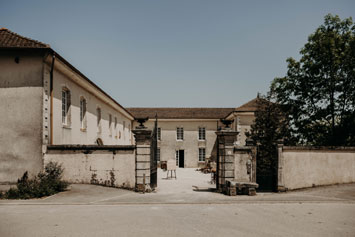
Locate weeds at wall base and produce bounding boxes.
[0,162,68,199]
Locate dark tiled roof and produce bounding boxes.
[127,108,234,119]
[234,97,260,112]
[0,28,49,48]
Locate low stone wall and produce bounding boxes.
[44,145,136,189]
[278,146,355,191]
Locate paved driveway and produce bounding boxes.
[1,168,355,205]
[1,169,355,237]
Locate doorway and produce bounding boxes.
[175,150,184,168]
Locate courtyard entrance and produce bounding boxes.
[157,167,215,195]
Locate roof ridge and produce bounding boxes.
[0,28,50,48]
[235,97,258,109]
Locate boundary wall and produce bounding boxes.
[44,145,136,189]
[277,146,355,191]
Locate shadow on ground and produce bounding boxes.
[1,168,354,205]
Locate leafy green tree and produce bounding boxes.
[248,96,294,190]
[271,14,355,146]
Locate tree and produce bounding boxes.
[247,95,295,190]
[271,14,355,146]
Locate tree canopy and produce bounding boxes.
[271,14,355,146]
[248,96,294,176]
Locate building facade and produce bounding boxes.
[0,28,134,183]
[128,106,258,168]
[0,28,258,184]
[225,98,260,146]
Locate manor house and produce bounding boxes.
[128,101,258,168]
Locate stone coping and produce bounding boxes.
[47,145,135,151]
[282,146,355,151]
[234,146,254,151]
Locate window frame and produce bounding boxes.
[109,113,112,136]
[157,127,161,141]
[61,87,71,127]
[156,148,160,162]
[79,96,87,130]
[114,117,118,138]
[198,127,206,140]
[198,148,206,162]
[176,127,184,141]
[175,150,179,166]
[96,107,101,133]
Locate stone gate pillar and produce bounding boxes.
[216,130,239,193]
[276,139,286,192]
[133,128,152,192]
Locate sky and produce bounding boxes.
[0,0,354,108]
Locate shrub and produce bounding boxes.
[1,162,68,199]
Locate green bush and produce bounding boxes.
[1,162,68,199]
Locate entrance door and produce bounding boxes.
[176,150,184,168]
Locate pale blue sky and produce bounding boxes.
[1,0,354,107]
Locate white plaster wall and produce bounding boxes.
[44,150,135,188]
[0,54,44,183]
[134,120,218,168]
[51,66,133,146]
[281,149,355,190]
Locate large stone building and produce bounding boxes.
[0,28,134,183]
[128,101,258,168]
[0,28,258,183]
[2,29,354,193]
[128,108,234,167]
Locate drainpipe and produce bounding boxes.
[49,52,56,145]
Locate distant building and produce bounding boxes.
[224,97,260,146]
[128,108,233,167]
[128,102,259,168]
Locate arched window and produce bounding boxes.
[80,97,86,130]
[109,114,112,136]
[114,117,118,138]
[96,107,101,133]
[62,87,71,126]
